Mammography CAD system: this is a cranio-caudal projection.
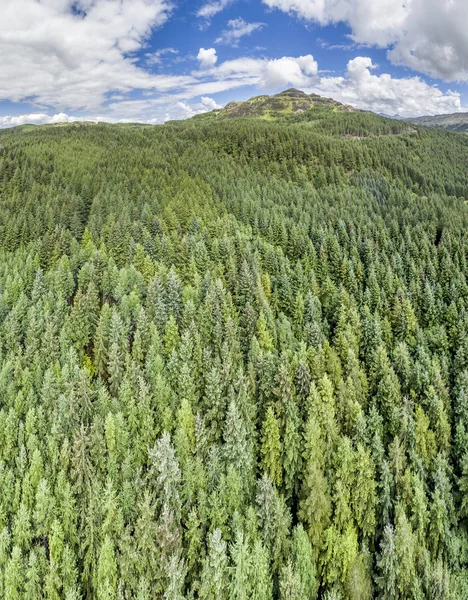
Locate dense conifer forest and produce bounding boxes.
[2,102,468,598]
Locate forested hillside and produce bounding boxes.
[203,88,355,120]
[1,103,468,598]
[407,112,468,133]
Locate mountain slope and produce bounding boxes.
[187,89,414,138]
[216,88,356,119]
[407,112,468,132]
[1,94,468,598]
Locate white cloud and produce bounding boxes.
[0,0,183,111]
[197,0,235,19]
[387,0,468,82]
[262,0,468,81]
[0,113,79,128]
[198,48,218,68]
[110,55,465,118]
[1,0,466,128]
[262,0,407,46]
[215,18,265,46]
[201,54,318,90]
[145,47,178,66]
[262,55,318,88]
[1,49,464,127]
[310,57,464,117]
[201,96,223,110]
[162,96,223,121]
[0,95,224,129]
[161,101,204,122]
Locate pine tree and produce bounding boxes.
[299,417,331,555]
[229,529,252,600]
[395,504,420,597]
[148,432,182,525]
[96,536,117,600]
[250,540,272,600]
[261,406,282,486]
[279,561,302,600]
[256,312,274,353]
[352,444,377,538]
[164,314,180,358]
[376,524,398,600]
[291,524,318,599]
[199,529,229,600]
[5,546,25,600]
[24,550,41,600]
[283,399,302,502]
[256,475,291,571]
[164,552,187,600]
[223,400,252,479]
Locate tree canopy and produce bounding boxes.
[0,109,468,597]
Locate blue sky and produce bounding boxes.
[1,0,468,127]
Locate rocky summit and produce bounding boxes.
[215,88,356,120]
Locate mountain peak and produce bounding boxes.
[216,88,356,120]
[277,88,310,98]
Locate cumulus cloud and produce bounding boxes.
[0,113,80,128]
[198,48,218,68]
[201,54,319,90]
[113,55,465,118]
[1,47,464,127]
[0,0,188,111]
[262,0,407,46]
[310,57,464,117]
[215,18,265,46]
[262,0,468,81]
[262,55,318,88]
[201,96,223,110]
[160,101,207,122]
[162,97,223,121]
[387,0,468,82]
[0,95,224,129]
[112,95,222,123]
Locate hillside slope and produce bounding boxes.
[407,112,468,132]
[1,96,468,598]
[188,89,415,138]
[217,87,355,119]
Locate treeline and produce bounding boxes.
[0,114,467,598]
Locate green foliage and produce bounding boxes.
[0,103,468,598]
